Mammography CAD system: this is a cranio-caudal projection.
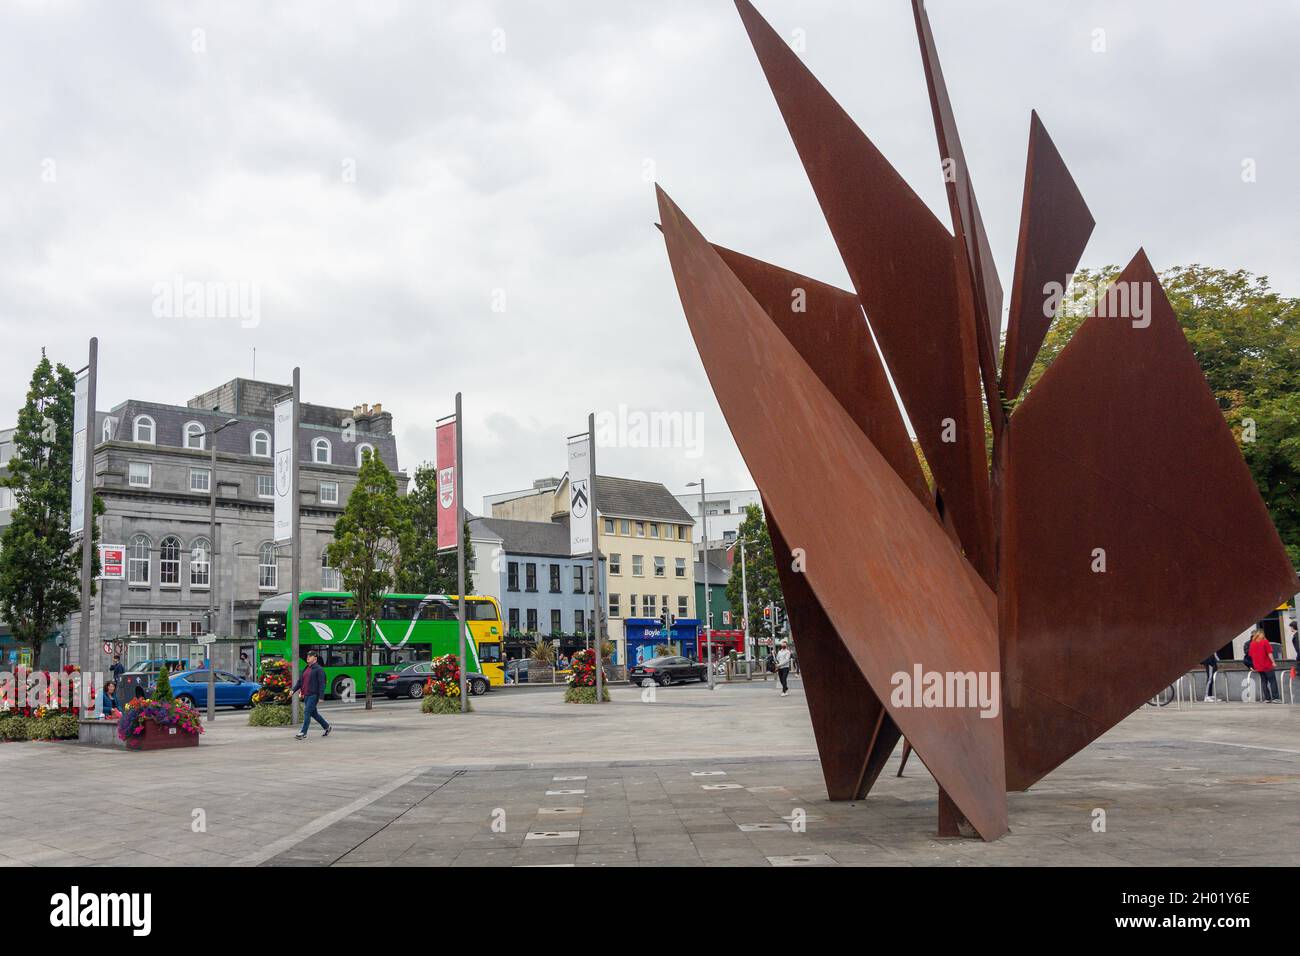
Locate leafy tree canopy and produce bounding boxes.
[0,353,102,665]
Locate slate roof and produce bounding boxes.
[472,515,573,557]
[99,399,401,472]
[695,559,731,587]
[594,476,693,523]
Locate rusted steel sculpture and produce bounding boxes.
[657,0,1299,841]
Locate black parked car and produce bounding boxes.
[628,656,708,687]
[372,661,490,699]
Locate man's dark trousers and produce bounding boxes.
[300,695,330,735]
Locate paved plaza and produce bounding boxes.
[0,679,1295,867]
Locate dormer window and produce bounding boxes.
[132,415,155,444]
[312,437,332,464]
[183,422,206,450]
[250,430,271,457]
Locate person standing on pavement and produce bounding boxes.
[775,641,792,697]
[1200,652,1219,702]
[237,652,252,681]
[110,655,125,685]
[292,650,332,739]
[1248,630,1279,703]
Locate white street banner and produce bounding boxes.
[567,435,592,555]
[70,370,88,534]
[274,397,293,542]
[98,545,125,580]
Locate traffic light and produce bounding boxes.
[763,605,772,620]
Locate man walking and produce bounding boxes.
[110,654,125,685]
[775,641,792,697]
[293,650,332,739]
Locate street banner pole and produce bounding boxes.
[588,413,603,704]
[740,538,750,681]
[455,392,468,712]
[288,369,302,724]
[700,478,713,690]
[75,337,97,692]
[436,405,463,710]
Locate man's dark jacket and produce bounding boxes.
[294,662,326,698]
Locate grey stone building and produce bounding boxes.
[4,378,406,673]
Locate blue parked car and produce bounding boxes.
[168,670,259,709]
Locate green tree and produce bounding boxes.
[326,448,409,709]
[0,353,102,669]
[724,504,787,650]
[1027,265,1300,567]
[153,664,174,702]
[395,462,475,594]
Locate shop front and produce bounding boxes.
[624,618,702,666]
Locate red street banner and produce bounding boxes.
[436,418,458,551]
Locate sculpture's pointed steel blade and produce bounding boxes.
[711,243,934,515]
[1000,249,1300,790]
[710,244,938,801]
[768,502,902,800]
[911,0,1004,423]
[658,184,1007,840]
[734,0,995,587]
[1000,112,1095,402]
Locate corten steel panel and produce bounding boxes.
[711,244,938,800]
[1000,250,1300,790]
[768,504,901,800]
[735,0,994,587]
[911,0,1004,425]
[658,185,1007,840]
[712,243,934,515]
[1000,111,1095,402]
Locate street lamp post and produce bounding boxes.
[687,480,713,690]
[230,539,243,672]
[206,417,239,723]
[738,537,750,680]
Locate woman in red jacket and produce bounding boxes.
[1247,631,1279,703]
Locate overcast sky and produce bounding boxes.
[2,0,1297,512]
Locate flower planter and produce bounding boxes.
[422,695,470,715]
[564,685,610,704]
[134,719,199,751]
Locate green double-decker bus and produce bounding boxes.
[257,592,505,699]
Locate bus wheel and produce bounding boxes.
[407,682,424,700]
[332,676,355,701]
